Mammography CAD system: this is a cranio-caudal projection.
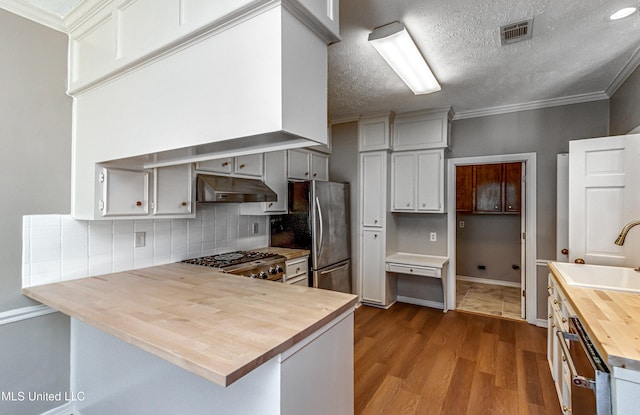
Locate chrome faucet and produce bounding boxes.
[614,219,640,245]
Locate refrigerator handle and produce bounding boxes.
[315,196,324,260]
[320,262,349,275]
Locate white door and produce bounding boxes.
[101,168,149,216]
[153,164,193,215]
[361,152,385,228]
[392,152,416,211]
[310,152,329,181]
[360,229,383,304]
[263,151,287,213]
[288,149,310,180]
[569,134,640,266]
[417,150,443,212]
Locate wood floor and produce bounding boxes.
[354,303,561,415]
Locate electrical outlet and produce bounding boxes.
[430,232,437,242]
[252,222,259,235]
[135,232,146,248]
[459,220,465,228]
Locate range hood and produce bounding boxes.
[196,175,277,203]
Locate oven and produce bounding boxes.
[181,251,287,282]
[557,317,611,415]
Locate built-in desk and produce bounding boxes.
[385,253,449,312]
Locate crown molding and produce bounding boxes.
[452,91,609,120]
[63,0,110,32]
[605,45,640,98]
[0,0,66,32]
[329,115,360,125]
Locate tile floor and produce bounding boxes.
[456,279,524,320]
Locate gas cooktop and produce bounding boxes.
[181,250,286,281]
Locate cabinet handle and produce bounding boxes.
[548,314,552,318]
[313,173,317,177]
[305,172,309,176]
[268,202,273,208]
[374,219,378,224]
[562,405,571,414]
[554,299,558,304]
[222,161,229,167]
[136,201,142,207]
[374,234,378,239]
[422,203,426,207]
[494,205,499,209]
[406,203,410,207]
[561,248,569,255]
[574,258,585,264]
[239,164,246,169]
[296,267,301,273]
[508,205,512,209]
[181,202,187,207]
[562,317,567,323]
[547,285,552,290]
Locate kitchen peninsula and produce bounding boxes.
[23,264,357,415]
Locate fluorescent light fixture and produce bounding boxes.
[610,7,637,20]
[368,21,441,95]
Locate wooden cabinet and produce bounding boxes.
[287,149,329,181]
[100,168,150,217]
[240,151,288,215]
[391,150,444,213]
[393,108,451,151]
[153,164,194,216]
[456,162,522,214]
[359,113,393,152]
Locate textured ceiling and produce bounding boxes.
[23,0,81,17]
[329,0,640,119]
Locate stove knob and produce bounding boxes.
[269,266,278,275]
[249,273,258,279]
[276,265,284,273]
[259,271,268,279]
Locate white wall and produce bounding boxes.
[23,206,269,288]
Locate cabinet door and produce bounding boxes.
[264,151,287,213]
[288,149,310,180]
[456,165,473,212]
[153,164,193,216]
[474,164,503,213]
[234,154,263,177]
[361,152,385,227]
[359,114,392,151]
[196,158,233,174]
[417,150,443,212]
[101,168,149,216]
[310,152,329,181]
[504,162,522,213]
[360,229,384,304]
[392,153,416,211]
[393,109,449,151]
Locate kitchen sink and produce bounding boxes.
[552,262,640,293]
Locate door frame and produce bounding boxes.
[446,152,537,325]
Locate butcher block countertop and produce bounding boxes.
[23,263,357,387]
[548,262,640,371]
[254,247,310,260]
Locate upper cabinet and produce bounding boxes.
[197,155,263,178]
[69,1,339,219]
[240,151,288,215]
[153,164,194,216]
[359,113,394,152]
[287,149,329,181]
[100,168,150,217]
[393,108,452,151]
[456,163,522,214]
[391,150,444,213]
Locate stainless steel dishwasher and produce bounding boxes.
[557,316,611,415]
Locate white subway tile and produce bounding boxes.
[134,220,154,232]
[113,233,134,269]
[62,258,88,281]
[171,220,188,258]
[113,220,134,234]
[88,255,112,276]
[153,255,172,266]
[30,261,61,285]
[30,214,62,229]
[89,222,113,256]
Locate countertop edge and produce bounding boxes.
[547,261,640,371]
[23,278,358,388]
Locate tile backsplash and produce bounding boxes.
[23,205,269,288]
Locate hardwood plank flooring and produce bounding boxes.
[354,303,561,415]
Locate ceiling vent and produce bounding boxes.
[500,18,534,46]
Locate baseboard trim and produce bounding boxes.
[536,319,548,328]
[397,296,444,310]
[456,275,520,288]
[40,402,76,415]
[0,305,57,326]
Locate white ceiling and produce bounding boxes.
[4,0,640,120]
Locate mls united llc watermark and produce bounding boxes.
[1,391,86,402]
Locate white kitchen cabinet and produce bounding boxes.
[284,256,309,285]
[100,168,150,217]
[287,149,329,181]
[196,158,233,174]
[359,113,394,152]
[393,108,451,151]
[234,154,263,177]
[360,229,384,304]
[153,164,194,217]
[361,152,386,227]
[612,366,640,415]
[391,150,444,213]
[240,151,288,215]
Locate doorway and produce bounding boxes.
[446,153,537,325]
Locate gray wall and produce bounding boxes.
[0,9,72,414]
[456,213,521,283]
[610,65,640,135]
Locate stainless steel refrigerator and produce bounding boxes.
[270,181,351,293]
